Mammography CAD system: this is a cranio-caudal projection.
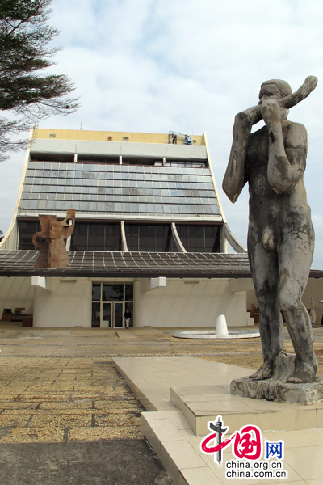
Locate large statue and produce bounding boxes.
[223,77,317,384]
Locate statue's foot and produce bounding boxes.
[287,362,317,384]
[249,361,273,381]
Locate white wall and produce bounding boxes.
[0,276,34,314]
[134,278,247,328]
[245,277,323,324]
[303,278,323,324]
[31,138,207,160]
[33,277,92,327]
[2,275,320,328]
[0,220,18,250]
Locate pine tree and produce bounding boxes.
[0,0,79,160]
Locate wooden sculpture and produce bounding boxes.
[32,209,76,268]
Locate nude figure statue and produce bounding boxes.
[223,77,317,383]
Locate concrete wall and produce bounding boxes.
[30,138,207,161]
[33,278,92,327]
[134,278,247,328]
[35,129,205,146]
[0,277,34,314]
[0,220,18,250]
[303,278,323,324]
[246,277,323,324]
[1,275,320,328]
[0,130,32,250]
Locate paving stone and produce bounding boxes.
[0,325,322,484]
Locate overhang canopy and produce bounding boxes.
[0,250,322,279]
[0,250,250,278]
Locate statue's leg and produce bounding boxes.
[248,238,283,380]
[279,232,317,383]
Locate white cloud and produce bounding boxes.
[1,0,323,267]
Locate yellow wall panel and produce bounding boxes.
[34,129,205,146]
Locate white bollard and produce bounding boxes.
[215,314,229,336]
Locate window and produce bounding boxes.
[176,225,221,252]
[71,223,87,250]
[88,224,104,251]
[125,225,139,251]
[102,284,124,301]
[70,223,121,251]
[164,161,206,168]
[18,221,40,250]
[124,224,177,252]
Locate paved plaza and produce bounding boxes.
[0,324,322,484]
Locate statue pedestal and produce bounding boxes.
[231,376,323,404]
[231,354,323,404]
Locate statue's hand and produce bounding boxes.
[261,99,287,129]
[235,105,261,127]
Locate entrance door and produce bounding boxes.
[114,302,123,328]
[102,302,112,327]
[101,302,124,328]
[92,283,133,328]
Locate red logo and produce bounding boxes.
[200,415,262,464]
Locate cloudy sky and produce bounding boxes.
[1,0,323,268]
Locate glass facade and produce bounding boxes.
[176,225,221,252]
[71,223,121,251]
[18,221,40,250]
[19,161,220,218]
[18,220,221,253]
[125,224,177,252]
[154,161,206,168]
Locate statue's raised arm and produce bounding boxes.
[222,105,260,203]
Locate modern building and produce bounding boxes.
[0,128,322,328]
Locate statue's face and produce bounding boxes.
[258,83,282,102]
[258,82,288,120]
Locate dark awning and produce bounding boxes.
[0,250,322,279]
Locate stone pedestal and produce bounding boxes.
[231,353,323,404]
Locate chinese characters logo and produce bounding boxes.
[200,415,262,465]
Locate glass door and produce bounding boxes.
[92,283,133,328]
[102,302,123,327]
[102,303,112,327]
[114,303,124,328]
[91,301,100,327]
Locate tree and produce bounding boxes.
[0,0,79,161]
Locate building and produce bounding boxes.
[0,128,322,328]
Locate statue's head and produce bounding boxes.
[258,79,292,101]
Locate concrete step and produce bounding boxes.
[141,410,220,485]
[170,384,323,436]
[113,356,323,484]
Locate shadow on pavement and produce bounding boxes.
[0,439,174,485]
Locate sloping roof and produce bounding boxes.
[0,250,250,278]
[0,250,322,279]
[19,162,222,220]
